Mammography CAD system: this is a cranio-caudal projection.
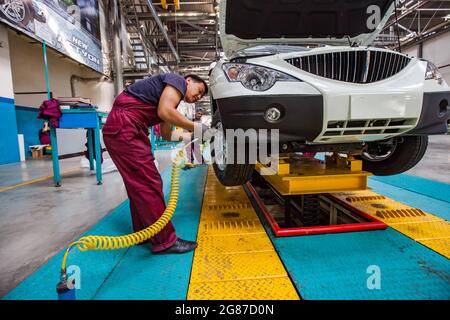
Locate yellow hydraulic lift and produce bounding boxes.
[254,153,371,195]
[251,153,449,256]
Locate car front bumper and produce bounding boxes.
[407,91,450,135]
[215,94,323,142]
[215,90,450,144]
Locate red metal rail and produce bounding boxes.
[245,182,388,237]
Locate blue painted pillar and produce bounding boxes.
[87,129,94,170]
[94,118,102,185]
[0,25,20,164]
[0,97,21,164]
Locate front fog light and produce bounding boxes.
[265,107,282,122]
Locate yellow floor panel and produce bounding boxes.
[198,219,265,235]
[394,221,450,241]
[188,277,299,300]
[190,251,289,283]
[196,234,275,255]
[420,238,450,258]
[332,190,450,259]
[188,167,300,300]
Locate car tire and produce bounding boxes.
[210,110,255,186]
[358,136,428,176]
[0,0,32,27]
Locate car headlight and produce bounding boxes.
[425,61,443,84]
[222,63,298,91]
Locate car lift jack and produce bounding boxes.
[245,153,388,236]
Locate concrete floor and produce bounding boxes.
[0,156,84,188]
[0,151,173,297]
[0,136,448,298]
[405,135,450,184]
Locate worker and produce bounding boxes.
[102,73,208,254]
[195,108,204,122]
[190,107,205,164]
[38,121,51,145]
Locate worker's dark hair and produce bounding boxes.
[184,74,208,95]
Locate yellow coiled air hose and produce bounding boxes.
[60,145,191,275]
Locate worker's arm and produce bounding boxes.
[159,122,172,141]
[159,121,179,141]
[157,85,195,132]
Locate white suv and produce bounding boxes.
[209,0,450,186]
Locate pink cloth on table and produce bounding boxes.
[37,99,62,128]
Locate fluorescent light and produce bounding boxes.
[178,38,199,44]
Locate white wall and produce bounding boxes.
[6,0,116,156]
[402,46,418,59]
[8,30,113,155]
[0,24,14,99]
[404,31,450,84]
[9,30,115,110]
[422,32,450,84]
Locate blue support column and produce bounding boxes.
[50,127,61,187]
[150,126,156,152]
[43,40,61,186]
[42,41,51,100]
[87,129,94,170]
[94,120,102,185]
[0,97,21,164]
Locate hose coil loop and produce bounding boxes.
[61,149,186,272]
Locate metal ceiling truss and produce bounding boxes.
[375,0,450,51]
[120,0,221,82]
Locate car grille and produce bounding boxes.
[318,118,416,142]
[285,50,411,83]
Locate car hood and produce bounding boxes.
[220,0,395,58]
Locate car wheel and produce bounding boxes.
[210,111,255,186]
[0,0,32,26]
[358,136,428,176]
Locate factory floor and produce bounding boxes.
[0,150,174,297]
[0,136,449,299]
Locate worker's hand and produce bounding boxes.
[194,123,213,143]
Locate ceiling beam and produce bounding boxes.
[144,0,180,62]
[180,20,215,34]
[383,1,429,30]
[134,12,216,21]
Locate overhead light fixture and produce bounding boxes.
[178,38,199,44]
[404,1,414,8]
[445,14,450,21]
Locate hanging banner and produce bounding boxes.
[0,0,103,73]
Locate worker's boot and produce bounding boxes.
[156,238,197,254]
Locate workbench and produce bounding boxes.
[50,108,108,186]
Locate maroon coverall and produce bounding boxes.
[102,91,177,252]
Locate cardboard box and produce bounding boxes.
[30,147,43,158]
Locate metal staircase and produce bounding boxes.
[120,0,164,82]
